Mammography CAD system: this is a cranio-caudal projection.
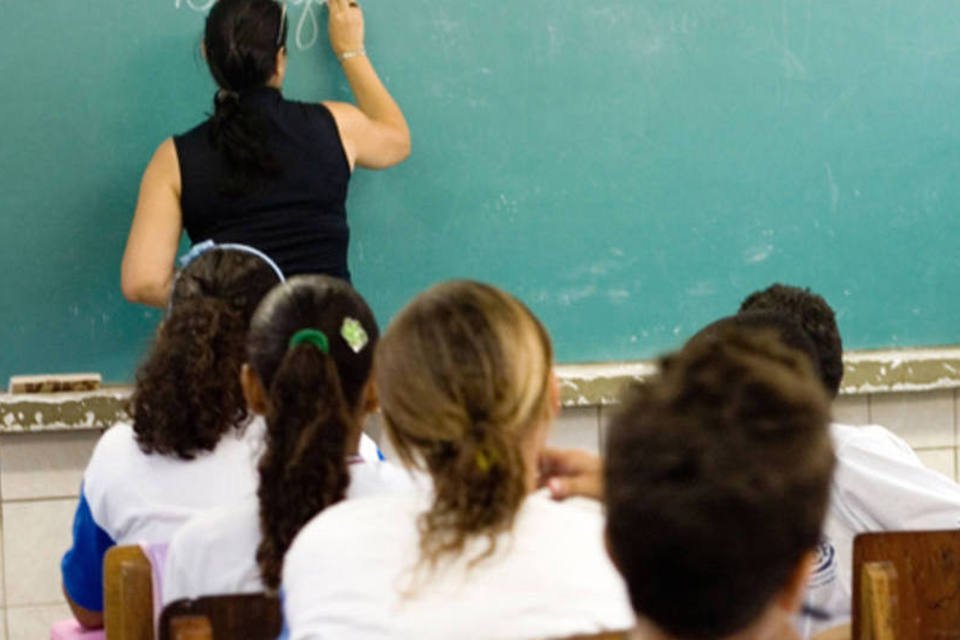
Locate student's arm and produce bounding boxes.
[121,138,183,308]
[833,426,960,530]
[539,448,603,500]
[61,489,116,629]
[323,0,410,170]
[64,587,103,630]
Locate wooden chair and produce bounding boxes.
[103,545,154,640]
[158,594,282,640]
[852,530,960,640]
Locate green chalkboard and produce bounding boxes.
[3,1,960,383]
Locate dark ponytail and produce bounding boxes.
[247,275,379,591]
[203,0,287,195]
[255,346,351,589]
[131,249,282,459]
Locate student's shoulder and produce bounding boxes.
[172,498,258,550]
[348,460,422,498]
[830,422,915,459]
[291,494,416,552]
[87,422,141,474]
[520,491,606,535]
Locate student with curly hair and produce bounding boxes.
[282,280,633,639]
[605,326,835,640]
[162,275,413,603]
[60,247,282,629]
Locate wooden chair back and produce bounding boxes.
[158,594,281,640]
[853,529,960,640]
[103,545,154,640]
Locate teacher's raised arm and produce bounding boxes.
[121,0,411,308]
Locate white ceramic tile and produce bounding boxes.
[6,603,71,640]
[0,431,102,501]
[3,500,76,606]
[598,404,619,454]
[0,515,5,609]
[547,406,600,453]
[832,394,870,426]
[373,408,601,457]
[868,390,956,449]
[915,448,958,483]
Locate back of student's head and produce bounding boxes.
[376,280,554,569]
[247,275,379,590]
[132,248,281,460]
[687,309,823,381]
[739,283,843,397]
[604,327,834,639]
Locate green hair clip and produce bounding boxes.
[288,328,329,354]
[340,317,369,354]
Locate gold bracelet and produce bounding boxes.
[338,49,367,62]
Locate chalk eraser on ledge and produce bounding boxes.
[8,373,102,394]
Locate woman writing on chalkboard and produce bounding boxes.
[121,0,410,307]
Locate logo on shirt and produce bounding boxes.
[809,540,837,588]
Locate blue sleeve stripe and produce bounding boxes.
[61,488,115,612]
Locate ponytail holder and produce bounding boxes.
[289,329,329,354]
[216,89,241,104]
[476,448,497,474]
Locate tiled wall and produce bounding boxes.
[0,390,957,638]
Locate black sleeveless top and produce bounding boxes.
[174,87,352,280]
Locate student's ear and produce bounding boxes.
[240,363,269,415]
[777,549,817,614]
[361,375,378,415]
[548,369,561,418]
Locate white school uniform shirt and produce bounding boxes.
[800,422,960,638]
[162,456,416,604]
[61,419,266,612]
[282,488,634,640]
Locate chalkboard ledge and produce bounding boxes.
[2,346,959,432]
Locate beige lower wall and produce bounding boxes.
[0,389,956,638]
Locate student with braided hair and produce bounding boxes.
[282,280,632,640]
[163,275,413,603]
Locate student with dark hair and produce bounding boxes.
[61,247,282,629]
[282,281,633,639]
[122,0,410,307]
[605,327,835,640]
[739,283,960,638]
[738,284,843,396]
[162,275,413,602]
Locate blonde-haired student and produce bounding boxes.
[163,275,413,603]
[282,280,633,640]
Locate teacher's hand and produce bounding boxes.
[328,0,365,56]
